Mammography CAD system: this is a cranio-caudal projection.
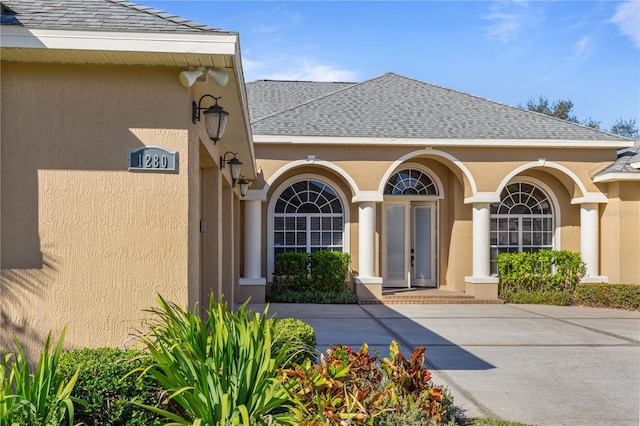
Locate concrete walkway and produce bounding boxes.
[248,302,640,426]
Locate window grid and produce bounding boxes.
[384,169,438,196]
[490,183,554,274]
[274,180,344,256]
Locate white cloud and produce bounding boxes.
[574,36,593,61]
[265,62,358,82]
[483,1,530,43]
[241,57,357,83]
[610,1,640,49]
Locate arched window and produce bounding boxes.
[273,179,344,256]
[384,169,438,195]
[490,182,554,273]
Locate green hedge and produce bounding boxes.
[496,250,584,294]
[57,348,165,426]
[272,251,354,302]
[574,283,640,310]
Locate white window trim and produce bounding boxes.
[266,174,351,280]
[383,163,445,200]
[490,177,562,274]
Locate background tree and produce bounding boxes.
[525,95,578,122]
[523,95,638,138]
[610,118,639,139]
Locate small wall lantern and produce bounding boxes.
[220,151,242,186]
[192,95,229,144]
[238,177,250,197]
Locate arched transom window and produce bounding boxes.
[384,169,438,195]
[274,179,344,256]
[490,182,554,273]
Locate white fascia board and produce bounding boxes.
[252,135,633,149]
[0,26,237,55]
[593,172,640,183]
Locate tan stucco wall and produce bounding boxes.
[255,143,613,292]
[1,62,194,356]
[601,181,640,284]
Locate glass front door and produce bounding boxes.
[383,201,437,288]
[411,203,436,287]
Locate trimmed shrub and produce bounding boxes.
[500,289,571,306]
[496,250,584,294]
[273,251,309,292]
[270,289,358,304]
[271,251,354,303]
[272,318,317,368]
[309,251,351,292]
[573,283,640,310]
[57,347,164,426]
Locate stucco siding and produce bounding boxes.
[1,62,192,356]
[601,182,640,284]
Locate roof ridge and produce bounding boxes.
[390,73,629,140]
[107,0,217,31]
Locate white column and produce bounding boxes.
[472,202,491,278]
[243,199,262,280]
[580,203,605,281]
[358,202,376,278]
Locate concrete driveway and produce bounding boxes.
[249,302,640,426]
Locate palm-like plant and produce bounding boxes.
[133,295,296,425]
[0,327,81,426]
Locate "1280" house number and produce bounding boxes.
[128,146,178,172]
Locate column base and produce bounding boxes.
[580,276,608,284]
[238,278,266,303]
[354,277,383,301]
[464,276,499,300]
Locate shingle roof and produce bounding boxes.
[596,138,640,176]
[248,73,630,141]
[246,80,356,122]
[0,0,220,32]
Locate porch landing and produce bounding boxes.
[359,288,504,305]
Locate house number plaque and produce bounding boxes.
[128,146,178,172]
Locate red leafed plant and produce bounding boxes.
[280,341,451,425]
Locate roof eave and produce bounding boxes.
[252,135,633,148]
[0,25,238,65]
[593,172,640,183]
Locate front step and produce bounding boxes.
[359,289,504,305]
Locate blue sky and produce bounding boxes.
[139,1,639,132]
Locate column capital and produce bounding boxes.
[241,190,267,202]
[352,192,383,203]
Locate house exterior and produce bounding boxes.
[1,0,638,359]
[244,76,639,302]
[1,0,256,357]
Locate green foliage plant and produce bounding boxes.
[0,328,82,426]
[271,251,354,303]
[272,318,317,368]
[273,252,309,292]
[498,289,571,306]
[269,289,358,304]
[309,251,351,292]
[495,250,584,294]
[57,347,164,426]
[132,295,296,425]
[280,341,453,425]
[573,283,640,310]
